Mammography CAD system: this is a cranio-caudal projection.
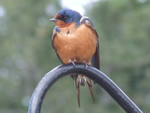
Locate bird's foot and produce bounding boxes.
[82,60,89,68]
[69,59,76,67]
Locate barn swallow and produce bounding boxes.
[50,9,100,107]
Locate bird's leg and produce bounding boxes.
[85,77,96,104]
[74,75,80,107]
[69,59,76,67]
[82,60,89,68]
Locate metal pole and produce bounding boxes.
[28,63,143,113]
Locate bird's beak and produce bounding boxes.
[49,18,59,22]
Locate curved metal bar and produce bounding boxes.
[28,63,143,113]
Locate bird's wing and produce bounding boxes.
[52,27,64,64]
[80,17,100,70]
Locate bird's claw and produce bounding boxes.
[69,59,76,67]
[83,60,89,68]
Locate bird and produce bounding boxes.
[50,9,100,107]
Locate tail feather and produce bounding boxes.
[86,77,96,104]
[74,75,95,107]
[74,75,80,107]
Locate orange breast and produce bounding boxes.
[53,23,97,64]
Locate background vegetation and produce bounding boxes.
[0,0,150,112]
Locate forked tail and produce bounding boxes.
[74,75,95,107]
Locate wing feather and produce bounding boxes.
[52,27,64,64]
[80,16,100,70]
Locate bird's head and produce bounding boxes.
[50,9,82,28]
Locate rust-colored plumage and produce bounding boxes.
[50,9,100,107]
[53,22,97,64]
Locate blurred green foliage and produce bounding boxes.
[0,0,150,112]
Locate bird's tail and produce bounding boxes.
[74,74,95,107]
